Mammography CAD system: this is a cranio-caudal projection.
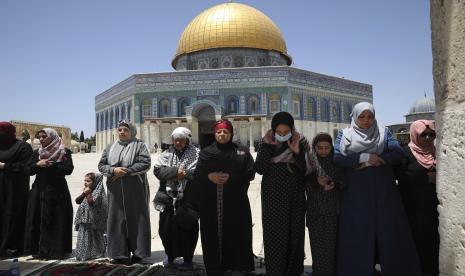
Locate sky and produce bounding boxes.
[0,0,433,137]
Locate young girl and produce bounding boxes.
[306,133,342,276]
[74,172,108,261]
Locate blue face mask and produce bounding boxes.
[275,132,292,143]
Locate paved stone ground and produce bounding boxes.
[0,152,313,275]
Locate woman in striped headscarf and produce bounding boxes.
[24,128,74,259]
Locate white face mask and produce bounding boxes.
[275,133,292,143]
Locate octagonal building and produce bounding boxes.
[95,2,373,151]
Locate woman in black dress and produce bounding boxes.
[24,128,74,259]
[254,112,308,276]
[193,119,255,276]
[397,120,439,276]
[0,122,33,257]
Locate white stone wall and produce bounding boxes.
[431,0,465,275]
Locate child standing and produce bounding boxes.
[306,133,342,276]
[74,172,108,261]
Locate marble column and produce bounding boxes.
[248,117,254,152]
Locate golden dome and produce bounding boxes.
[173,2,290,62]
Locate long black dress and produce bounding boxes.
[24,148,74,258]
[397,146,439,276]
[0,139,33,256]
[193,142,255,276]
[254,139,307,276]
[154,145,200,263]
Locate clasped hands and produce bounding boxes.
[208,172,230,185]
[110,167,129,182]
[317,176,335,191]
[36,159,56,168]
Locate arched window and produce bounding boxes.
[344,103,352,122]
[306,97,316,120]
[100,113,104,131]
[110,109,114,128]
[160,99,170,116]
[105,110,109,129]
[292,95,301,117]
[269,93,281,113]
[331,102,341,122]
[115,107,119,123]
[121,106,126,121]
[142,99,152,117]
[320,99,329,122]
[178,98,189,116]
[248,95,259,114]
[226,96,238,114]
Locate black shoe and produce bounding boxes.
[131,255,142,264]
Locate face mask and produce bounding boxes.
[275,133,292,143]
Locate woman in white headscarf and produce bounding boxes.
[153,127,200,270]
[334,102,422,276]
[98,120,151,264]
[24,128,74,259]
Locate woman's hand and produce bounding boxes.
[83,186,92,195]
[368,154,385,167]
[176,167,187,180]
[110,167,128,182]
[317,176,329,186]
[36,159,49,168]
[288,132,301,154]
[323,182,336,191]
[208,172,229,185]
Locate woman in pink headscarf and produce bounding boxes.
[24,128,74,259]
[397,120,439,276]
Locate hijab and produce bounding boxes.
[107,120,141,167]
[213,119,235,151]
[0,122,17,150]
[74,173,108,230]
[200,119,236,162]
[339,102,385,156]
[408,120,436,169]
[310,133,340,183]
[269,112,297,163]
[38,128,66,162]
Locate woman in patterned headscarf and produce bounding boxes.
[334,102,421,276]
[153,127,200,270]
[193,119,255,276]
[305,133,342,276]
[397,120,439,276]
[98,120,151,264]
[0,122,33,257]
[24,128,74,259]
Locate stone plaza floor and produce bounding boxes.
[0,152,313,275]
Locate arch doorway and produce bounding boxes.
[195,105,216,148]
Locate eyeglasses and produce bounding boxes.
[419,132,436,139]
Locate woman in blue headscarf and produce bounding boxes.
[334,102,421,276]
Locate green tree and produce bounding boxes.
[71,132,79,141]
[22,130,30,142]
[79,130,85,142]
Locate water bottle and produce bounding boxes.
[9,258,20,276]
